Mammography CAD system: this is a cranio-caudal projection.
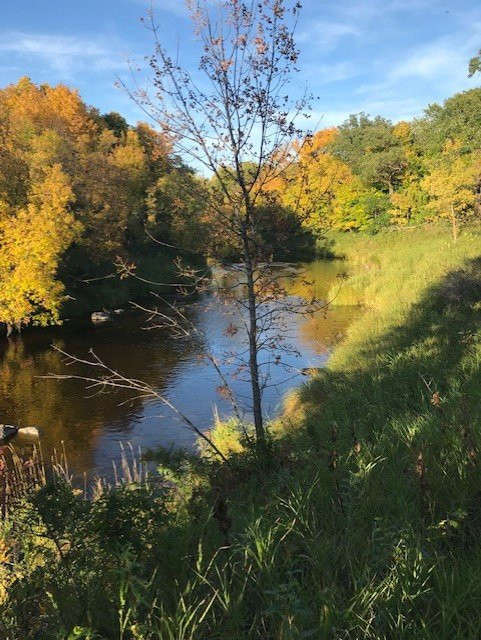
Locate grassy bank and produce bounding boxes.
[2,225,481,639]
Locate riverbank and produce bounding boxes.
[2,224,481,638]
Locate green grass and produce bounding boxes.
[2,224,481,639]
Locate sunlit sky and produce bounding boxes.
[1,0,481,128]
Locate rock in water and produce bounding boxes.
[91,311,111,323]
[0,424,18,440]
[17,426,40,437]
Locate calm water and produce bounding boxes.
[0,261,358,479]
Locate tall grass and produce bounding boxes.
[327,225,481,369]
[328,225,481,307]
[2,224,481,638]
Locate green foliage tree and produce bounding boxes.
[146,165,208,252]
[330,179,390,231]
[331,114,407,194]
[101,111,129,138]
[415,88,481,155]
[469,49,481,77]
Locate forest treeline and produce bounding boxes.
[1,77,480,331]
[269,88,481,236]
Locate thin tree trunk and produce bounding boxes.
[450,204,458,243]
[241,222,265,448]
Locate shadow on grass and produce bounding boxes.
[288,257,481,525]
[222,255,481,638]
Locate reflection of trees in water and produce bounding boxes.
[284,261,347,301]
[0,263,358,479]
[281,262,359,354]
[0,306,204,476]
[212,262,343,302]
[298,306,360,355]
[210,261,358,361]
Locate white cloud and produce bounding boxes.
[298,20,359,50]
[297,0,439,54]
[308,95,428,129]
[338,11,481,120]
[300,0,446,56]
[302,60,359,84]
[0,32,128,77]
[389,36,478,83]
[335,0,442,23]
[307,108,354,127]
[359,96,428,122]
[374,19,481,101]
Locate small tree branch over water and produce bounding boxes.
[124,0,314,447]
[49,345,229,462]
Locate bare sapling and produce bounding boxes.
[123,0,321,447]
[48,0,332,457]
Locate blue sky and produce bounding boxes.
[1,0,480,129]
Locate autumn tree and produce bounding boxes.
[0,164,80,333]
[422,142,480,242]
[280,128,353,232]
[388,121,429,224]
[0,78,209,330]
[125,0,312,448]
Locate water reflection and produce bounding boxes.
[0,261,358,479]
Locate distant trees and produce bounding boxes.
[265,87,481,237]
[1,68,480,333]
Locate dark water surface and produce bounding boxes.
[0,261,358,480]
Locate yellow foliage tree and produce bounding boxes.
[390,121,429,224]
[0,164,81,332]
[422,143,480,242]
[280,128,353,233]
[0,78,207,332]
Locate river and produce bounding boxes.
[0,261,358,480]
